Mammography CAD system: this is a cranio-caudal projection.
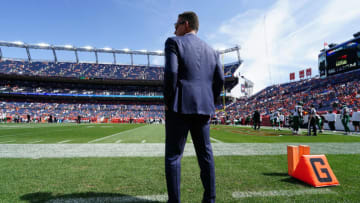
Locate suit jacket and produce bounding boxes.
[164,33,224,115]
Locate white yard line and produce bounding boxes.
[115,139,122,143]
[210,137,223,143]
[0,140,16,144]
[48,194,168,203]
[1,143,360,158]
[57,140,72,144]
[28,140,43,144]
[232,188,336,198]
[88,125,147,143]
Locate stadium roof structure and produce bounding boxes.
[0,40,241,66]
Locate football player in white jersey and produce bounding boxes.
[292,102,303,135]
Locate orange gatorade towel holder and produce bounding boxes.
[287,145,339,187]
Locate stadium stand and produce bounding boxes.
[0,80,163,97]
[2,55,359,126]
[0,99,164,123]
[0,59,240,81]
[218,68,360,124]
[0,58,241,122]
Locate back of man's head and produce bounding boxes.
[179,11,199,32]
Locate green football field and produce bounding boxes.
[0,123,360,202]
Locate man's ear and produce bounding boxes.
[185,21,191,31]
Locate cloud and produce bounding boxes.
[208,0,360,95]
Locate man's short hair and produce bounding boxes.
[179,11,199,32]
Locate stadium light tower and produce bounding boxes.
[0,40,241,67]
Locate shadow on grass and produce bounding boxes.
[263,172,312,187]
[20,192,164,203]
[280,177,312,187]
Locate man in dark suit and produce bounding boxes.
[164,11,224,203]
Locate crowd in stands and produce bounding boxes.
[0,59,240,81]
[0,59,164,80]
[217,69,360,122]
[0,58,242,123]
[0,80,163,97]
[6,57,360,127]
[2,66,359,124]
[0,100,164,123]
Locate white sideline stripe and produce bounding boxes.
[232,188,336,198]
[88,126,147,143]
[0,140,15,144]
[47,194,168,203]
[115,139,122,143]
[57,140,72,144]
[28,140,43,144]
[210,137,223,143]
[1,143,360,158]
[142,140,146,143]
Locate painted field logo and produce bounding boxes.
[287,145,339,187]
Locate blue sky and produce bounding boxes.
[1,0,360,93]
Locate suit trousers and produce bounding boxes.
[165,110,216,203]
[328,121,335,131]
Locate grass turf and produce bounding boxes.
[0,155,359,202]
[1,123,360,144]
[211,125,360,143]
[1,123,359,202]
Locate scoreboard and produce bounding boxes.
[319,37,360,77]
